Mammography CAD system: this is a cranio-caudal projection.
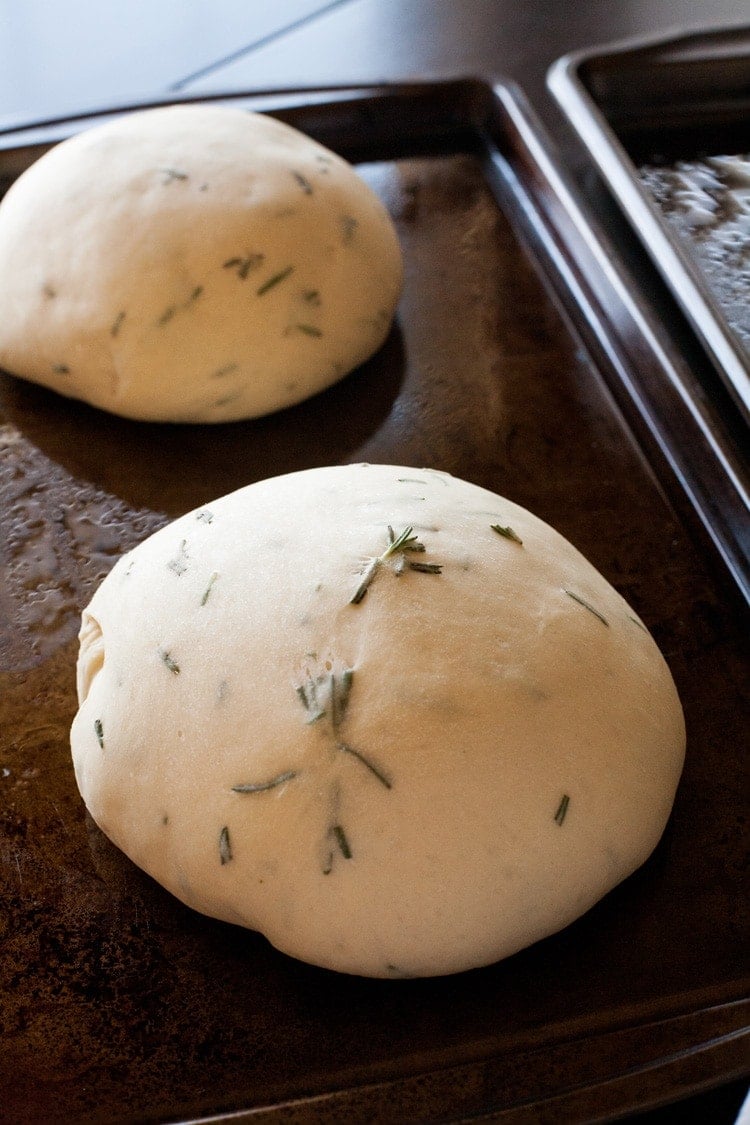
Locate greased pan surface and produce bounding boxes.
[0,81,747,1124]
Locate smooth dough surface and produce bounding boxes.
[0,105,403,422]
[70,464,685,977]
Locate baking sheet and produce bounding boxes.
[0,80,748,1124]
[548,23,750,425]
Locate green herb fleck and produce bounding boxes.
[159,649,180,675]
[201,572,218,606]
[293,323,323,337]
[110,310,126,337]
[219,825,232,864]
[397,477,428,485]
[52,363,70,375]
[42,283,56,299]
[564,589,609,627]
[94,718,104,749]
[554,794,570,825]
[186,285,203,304]
[491,523,523,545]
[196,509,214,523]
[350,525,441,604]
[291,170,313,194]
[257,266,294,296]
[302,289,321,305]
[232,770,297,793]
[332,824,352,859]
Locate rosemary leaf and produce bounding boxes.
[294,323,323,337]
[564,589,609,627]
[332,824,352,859]
[110,310,126,337]
[232,770,297,793]
[554,794,570,826]
[159,649,180,675]
[161,167,188,182]
[94,719,104,749]
[291,170,314,194]
[339,742,392,789]
[52,363,70,375]
[219,825,233,864]
[257,266,294,296]
[200,572,218,606]
[408,561,442,574]
[491,523,523,545]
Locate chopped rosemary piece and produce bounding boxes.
[302,289,321,305]
[219,825,232,864]
[291,170,313,194]
[232,770,297,793]
[332,824,352,859]
[554,794,570,826]
[491,523,523,545]
[223,254,264,280]
[167,539,189,576]
[161,167,189,182]
[52,363,70,375]
[110,310,126,337]
[397,477,428,485]
[157,305,176,327]
[200,572,218,606]
[159,649,180,675]
[187,285,203,304]
[564,589,609,627]
[350,525,441,604]
[294,323,323,337]
[94,719,104,749]
[257,266,294,296]
[340,215,358,243]
[339,742,392,789]
[210,363,239,380]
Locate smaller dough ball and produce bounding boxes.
[0,104,403,422]
[70,464,686,978]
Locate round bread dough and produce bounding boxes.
[0,104,402,422]
[70,464,685,977]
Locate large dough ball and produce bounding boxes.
[0,105,402,422]
[70,465,685,977]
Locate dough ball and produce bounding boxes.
[70,464,685,977]
[0,105,402,422]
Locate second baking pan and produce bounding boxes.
[548,23,750,425]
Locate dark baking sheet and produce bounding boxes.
[0,80,747,1124]
[548,23,750,425]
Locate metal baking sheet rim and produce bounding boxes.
[547,22,750,424]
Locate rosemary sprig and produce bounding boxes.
[219,825,233,864]
[491,523,523,545]
[554,794,570,826]
[564,589,609,627]
[94,719,104,749]
[231,770,297,793]
[350,525,440,604]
